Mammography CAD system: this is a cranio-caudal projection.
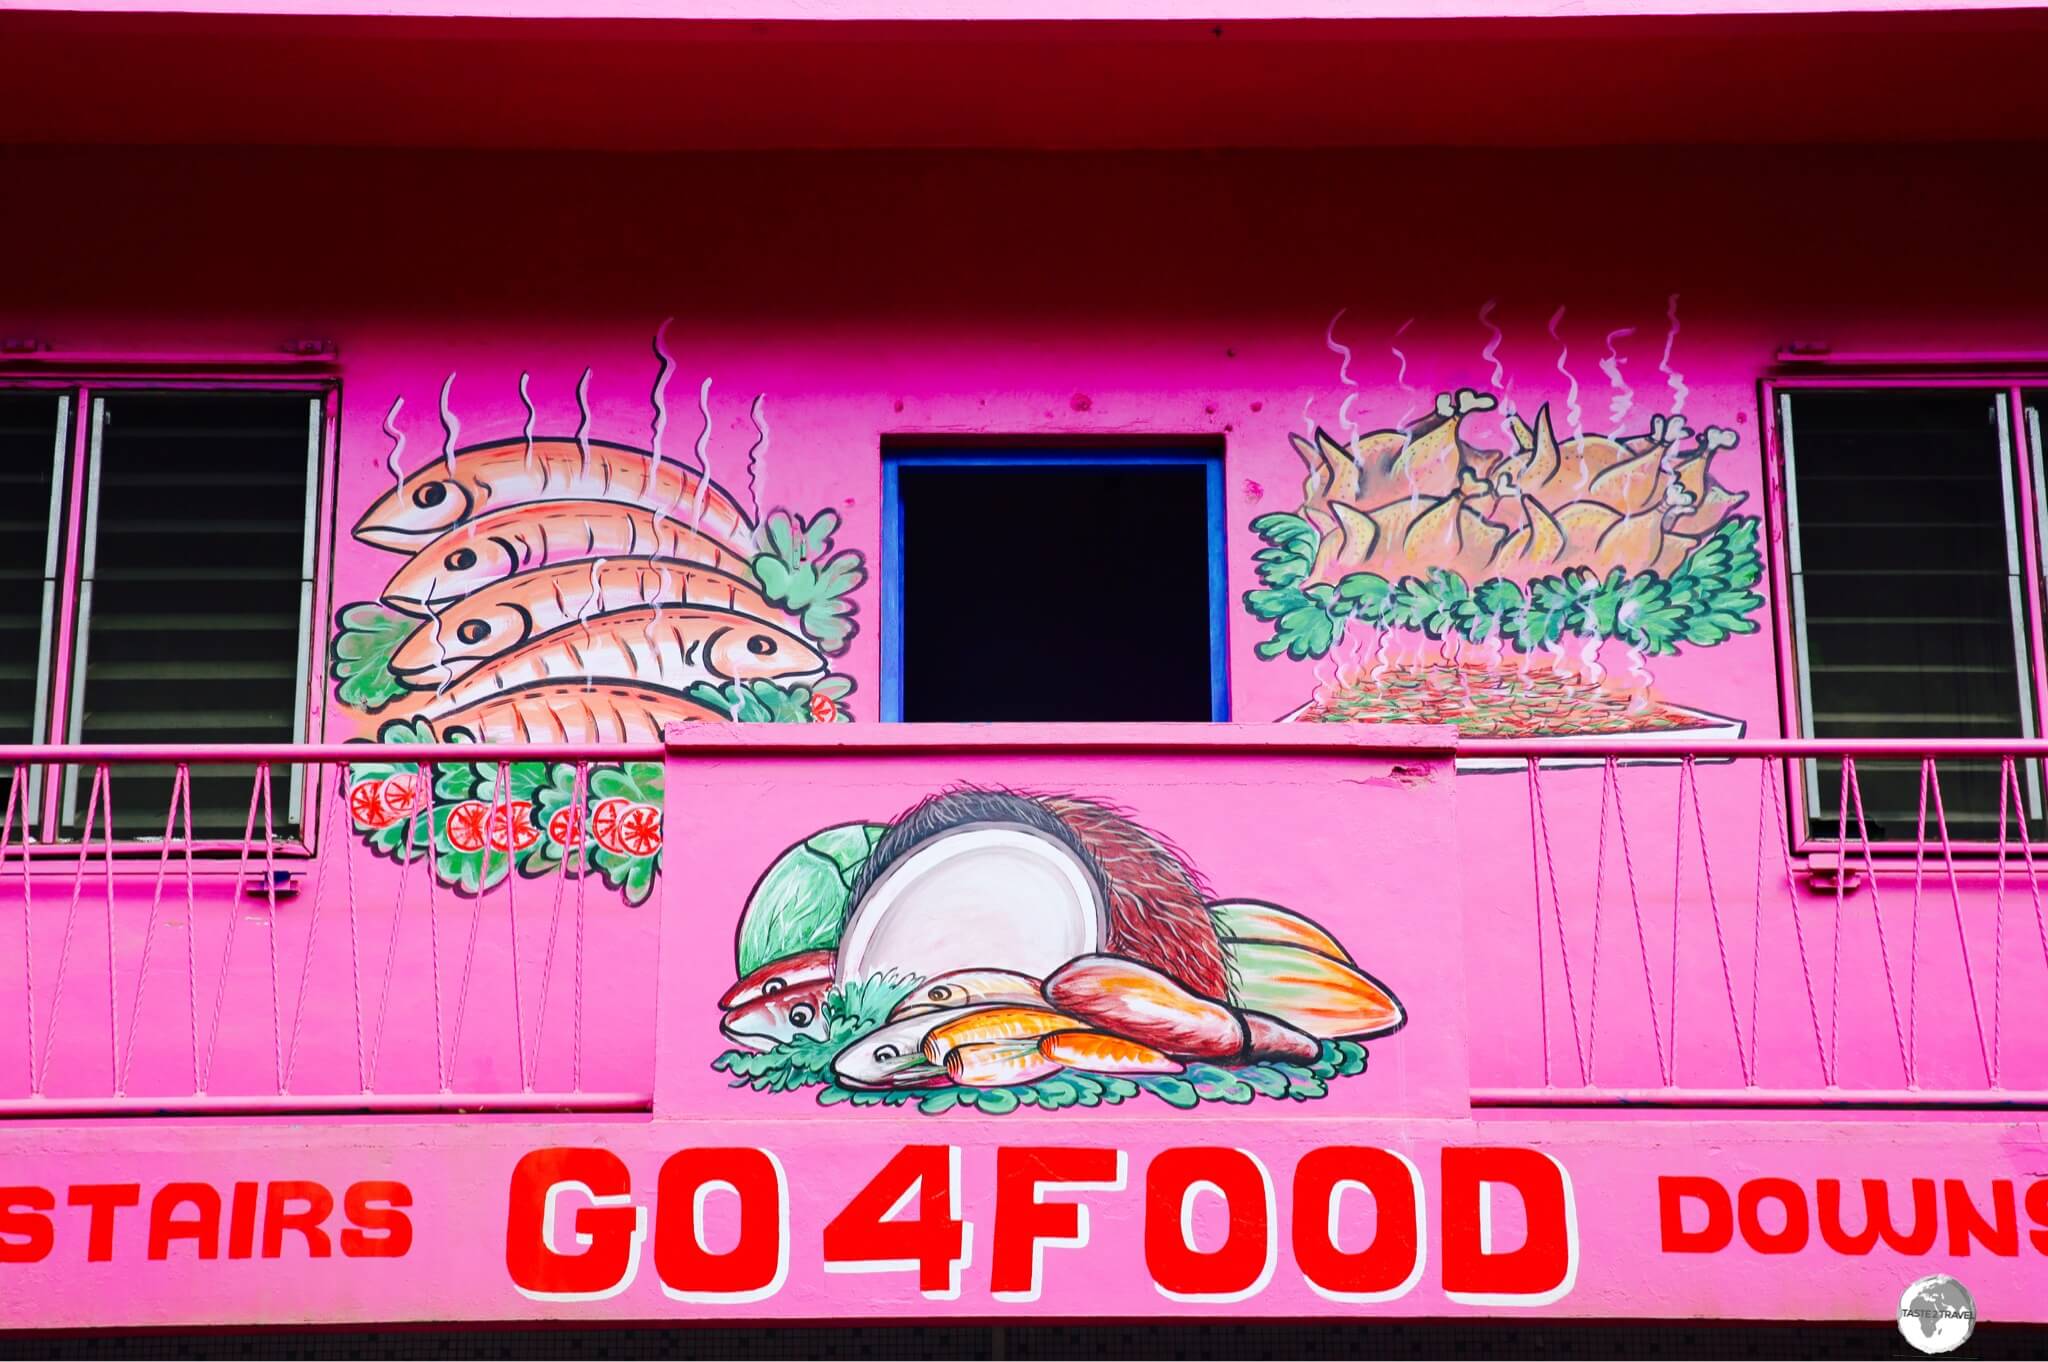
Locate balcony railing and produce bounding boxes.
[1465,738,2048,1108]
[0,736,2044,1118]
[0,743,659,1116]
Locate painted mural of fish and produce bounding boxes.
[397,605,824,713]
[389,559,789,689]
[832,1009,992,1090]
[719,977,832,1052]
[353,437,756,556]
[422,679,728,743]
[381,501,749,615]
[719,949,836,1011]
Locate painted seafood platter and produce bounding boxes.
[714,788,1404,1114]
[331,375,864,904]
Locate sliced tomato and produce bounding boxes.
[485,801,541,853]
[614,802,663,858]
[546,804,583,847]
[589,796,635,856]
[348,780,393,829]
[380,772,424,818]
[808,693,839,723]
[445,800,491,853]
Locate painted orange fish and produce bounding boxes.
[381,501,748,615]
[390,559,789,689]
[1038,1030,1183,1075]
[355,437,756,555]
[396,605,823,712]
[921,1007,1074,1066]
[944,1039,1066,1088]
[421,679,727,743]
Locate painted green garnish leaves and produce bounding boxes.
[685,674,855,724]
[1245,514,1766,663]
[752,510,867,656]
[331,603,416,713]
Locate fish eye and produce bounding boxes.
[455,620,490,645]
[446,547,478,572]
[412,483,449,509]
[790,1004,815,1026]
[872,1044,900,1062]
[762,979,785,995]
[746,635,777,656]
[928,986,953,1001]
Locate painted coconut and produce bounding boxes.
[835,791,1110,986]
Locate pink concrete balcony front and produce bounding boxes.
[0,725,2041,1118]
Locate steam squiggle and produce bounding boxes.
[1600,327,1637,435]
[745,393,769,523]
[1326,307,1358,443]
[649,317,675,473]
[517,372,537,484]
[574,367,595,485]
[578,558,608,690]
[688,377,715,535]
[1659,292,1688,415]
[1301,394,1316,441]
[382,396,406,497]
[1547,307,1583,443]
[1478,299,1506,391]
[437,373,460,480]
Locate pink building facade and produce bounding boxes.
[2,0,2048,1339]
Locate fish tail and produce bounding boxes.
[1222,940,1404,1040]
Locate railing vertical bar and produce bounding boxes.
[258,764,284,1096]
[5,768,35,1096]
[368,762,424,1093]
[1769,752,1829,1085]
[40,763,107,1093]
[1843,758,1912,1086]
[1668,758,1686,1088]
[1684,757,1750,1086]
[496,761,530,1093]
[1923,761,1994,1088]
[1746,758,1768,1086]
[1585,759,1611,1085]
[284,760,342,1091]
[95,767,119,1095]
[1909,759,1932,1087]
[1609,755,1669,1088]
[1524,759,1551,1086]
[202,768,270,1094]
[2007,759,2048,1078]
[573,763,589,1094]
[1828,757,1850,1086]
[528,761,583,1087]
[444,770,490,1084]
[176,768,197,1096]
[421,763,443,1093]
[121,764,189,1095]
[338,766,368,1094]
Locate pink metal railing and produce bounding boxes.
[1463,738,2048,1108]
[0,743,659,1116]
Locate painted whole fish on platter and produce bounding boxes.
[388,559,788,687]
[381,501,749,614]
[354,437,757,555]
[393,605,824,713]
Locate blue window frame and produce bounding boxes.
[881,448,1229,722]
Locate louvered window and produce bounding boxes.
[1778,386,2042,841]
[0,385,325,842]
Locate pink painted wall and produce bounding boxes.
[1,141,2047,1323]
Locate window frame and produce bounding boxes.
[1763,371,2048,855]
[879,445,1231,725]
[0,370,341,855]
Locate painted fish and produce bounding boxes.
[354,437,756,555]
[1222,940,1404,1040]
[381,501,749,615]
[831,1008,994,1090]
[1207,900,1354,964]
[391,559,789,689]
[1044,954,1321,1062]
[944,1039,1066,1088]
[719,949,836,1011]
[890,969,1045,1020]
[719,978,831,1053]
[422,679,728,743]
[412,606,824,713]
[920,1007,1074,1066]
[1038,1030,1183,1076]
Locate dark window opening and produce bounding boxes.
[1781,387,2036,841]
[888,455,1223,723]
